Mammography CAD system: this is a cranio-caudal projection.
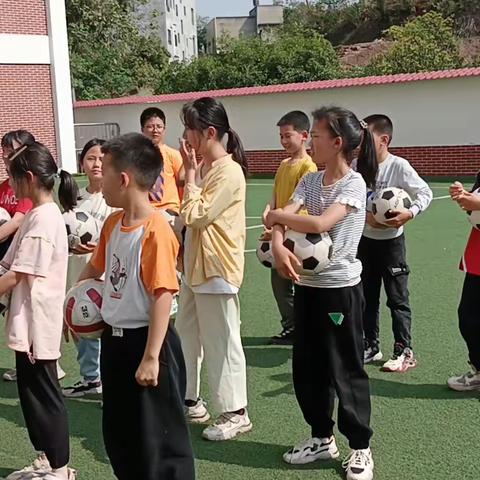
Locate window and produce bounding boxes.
[181,19,184,34]
[167,29,172,45]
[184,6,186,16]
[166,0,170,12]
[176,4,179,16]
[191,8,194,24]
[174,33,178,47]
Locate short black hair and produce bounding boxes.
[140,107,166,129]
[102,133,163,190]
[1,129,36,149]
[364,114,394,143]
[277,111,310,133]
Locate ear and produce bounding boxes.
[206,126,217,140]
[25,170,35,184]
[333,136,343,152]
[301,130,309,141]
[120,171,130,189]
[382,134,391,147]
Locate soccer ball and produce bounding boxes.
[0,265,11,316]
[283,230,333,275]
[63,209,100,249]
[372,187,412,225]
[256,239,275,269]
[64,279,106,339]
[0,207,11,227]
[467,188,480,230]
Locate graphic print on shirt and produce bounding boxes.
[109,254,128,298]
[149,173,164,203]
[0,190,17,207]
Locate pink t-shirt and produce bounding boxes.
[1,202,68,360]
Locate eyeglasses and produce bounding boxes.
[144,124,165,132]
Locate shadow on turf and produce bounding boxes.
[189,424,345,474]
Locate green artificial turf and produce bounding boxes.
[1,180,479,479]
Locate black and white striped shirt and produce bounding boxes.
[293,169,366,288]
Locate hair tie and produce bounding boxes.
[360,120,369,130]
[56,167,62,178]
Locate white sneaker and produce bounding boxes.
[184,399,211,424]
[447,365,480,391]
[6,467,76,480]
[5,453,52,479]
[202,410,252,441]
[2,368,17,382]
[343,448,374,480]
[283,436,339,464]
[381,344,416,372]
[62,379,102,398]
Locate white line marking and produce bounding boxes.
[247,216,261,219]
[245,249,256,253]
[433,195,450,200]
[246,224,263,230]
[247,183,273,186]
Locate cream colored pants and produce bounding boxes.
[175,283,248,413]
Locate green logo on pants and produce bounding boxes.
[328,312,344,326]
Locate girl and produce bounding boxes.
[62,138,115,398]
[0,143,77,480]
[265,107,377,480]
[175,97,252,441]
[447,179,480,391]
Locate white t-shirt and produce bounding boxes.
[66,187,115,290]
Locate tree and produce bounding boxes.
[66,0,170,100]
[197,16,210,54]
[367,11,463,74]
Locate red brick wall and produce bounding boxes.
[0,64,57,179]
[0,0,48,35]
[247,145,480,177]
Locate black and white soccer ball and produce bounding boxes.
[0,207,11,227]
[372,187,412,225]
[63,209,100,250]
[256,240,275,269]
[283,230,333,275]
[467,188,480,230]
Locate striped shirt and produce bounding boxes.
[292,169,366,288]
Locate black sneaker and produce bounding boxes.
[62,379,102,398]
[270,327,295,345]
[364,339,383,364]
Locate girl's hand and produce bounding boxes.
[265,209,283,230]
[63,322,78,343]
[456,191,480,212]
[260,229,272,241]
[179,138,197,171]
[366,212,388,229]
[384,210,414,229]
[136,357,159,387]
[450,181,464,200]
[272,244,301,282]
[262,204,271,227]
[71,242,97,255]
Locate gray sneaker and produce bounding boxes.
[447,365,480,391]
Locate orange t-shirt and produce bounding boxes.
[90,210,179,329]
[149,144,183,212]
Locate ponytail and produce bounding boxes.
[227,129,248,177]
[356,127,378,189]
[58,169,79,212]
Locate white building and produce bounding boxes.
[138,0,197,61]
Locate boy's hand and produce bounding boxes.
[450,181,464,200]
[366,212,388,229]
[260,229,272,241]
[71,242,97,255]
[262,204,271,227]
[136,357,159,387]
[385,209,414,229]
[272,244,300,282]
[456,191,480,212]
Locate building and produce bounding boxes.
[137,0,197,61]
[74,67,480,178]
[0,0,76,178]
[205,1,284,54]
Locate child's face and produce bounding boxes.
[183,127,205,154]
[81,145,103,183]
[279,125,307,155]
[309,119,341,164]
[101,153,125,208]
[142,116,165,146]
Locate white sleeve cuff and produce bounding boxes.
[410,205,421,217]
[336,197,362,210]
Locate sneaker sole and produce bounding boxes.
[382,362,417,372]
[447,382,480,392]
[187,412,211,424]
[364,352,383,364]
[283,449,340,465]
[202,421,253,441]
[62,387,103,398]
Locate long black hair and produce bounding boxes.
[79,138,105,166]
[312,106,378,189]
[181,97,248,176]
[1,130,36,150]
[9,142,79,212]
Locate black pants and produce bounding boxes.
[15,352,70,469]
[458,273,480,370]
[271,269,295,330]
[293,283,372,449]
[101,325,195,480]
[358,235,412,348]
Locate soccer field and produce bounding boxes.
[0,180,479,480]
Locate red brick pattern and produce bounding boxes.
[0,0,48,35]
[247,146,480,177]
[0,64,57,179]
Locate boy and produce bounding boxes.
[262,111,317,345]
[140,107,185,212]
[78,133,195,480]
[447,178,480,391]
[355,114,432,371]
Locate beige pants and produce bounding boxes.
[175,283,248,413]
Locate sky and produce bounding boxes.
[197,0,274,19]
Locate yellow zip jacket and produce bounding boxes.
[180,155,246,289]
